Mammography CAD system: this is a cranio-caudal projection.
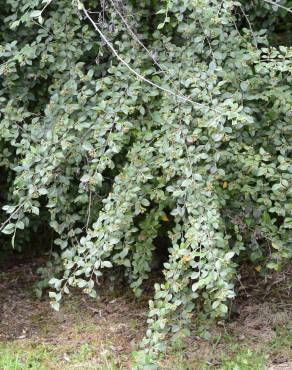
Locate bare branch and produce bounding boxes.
[80,4,223,114]
[262,0,292,14]
[110,0,166,73]
[0,202,25,233]
[238,5,258,47]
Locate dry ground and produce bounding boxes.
[0,259,292,369]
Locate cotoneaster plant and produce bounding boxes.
[1,0,291,364]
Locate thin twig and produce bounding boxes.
[198,18,215,59]
[0,202,25,232]
[86,190,92,231]
[238,5,258,47]
[81,5,223,114]
[262,0,292,14]
[110,0,166,73]
[110,0,187,107]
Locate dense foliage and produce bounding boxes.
[1,0,291,364]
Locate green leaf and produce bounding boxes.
[240,81,248,92]
[102,261,112,268]
[225,251,235,260]
[51,302,60,311]
[2,223,15,235]
[30,10,42,18]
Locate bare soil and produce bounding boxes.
[0,259,292,369]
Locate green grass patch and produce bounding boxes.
[1,324,292,369]
[0,342,52,370]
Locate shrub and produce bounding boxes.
[1,0,291,362]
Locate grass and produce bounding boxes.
[157,322,292,370]
[1,325,292,369]
[1,262,292,369]
[0,341,122,370]
[218,348,266,370]
[0,343,51,370]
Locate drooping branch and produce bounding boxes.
[79,2,223,114]
[262,0,292,14]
